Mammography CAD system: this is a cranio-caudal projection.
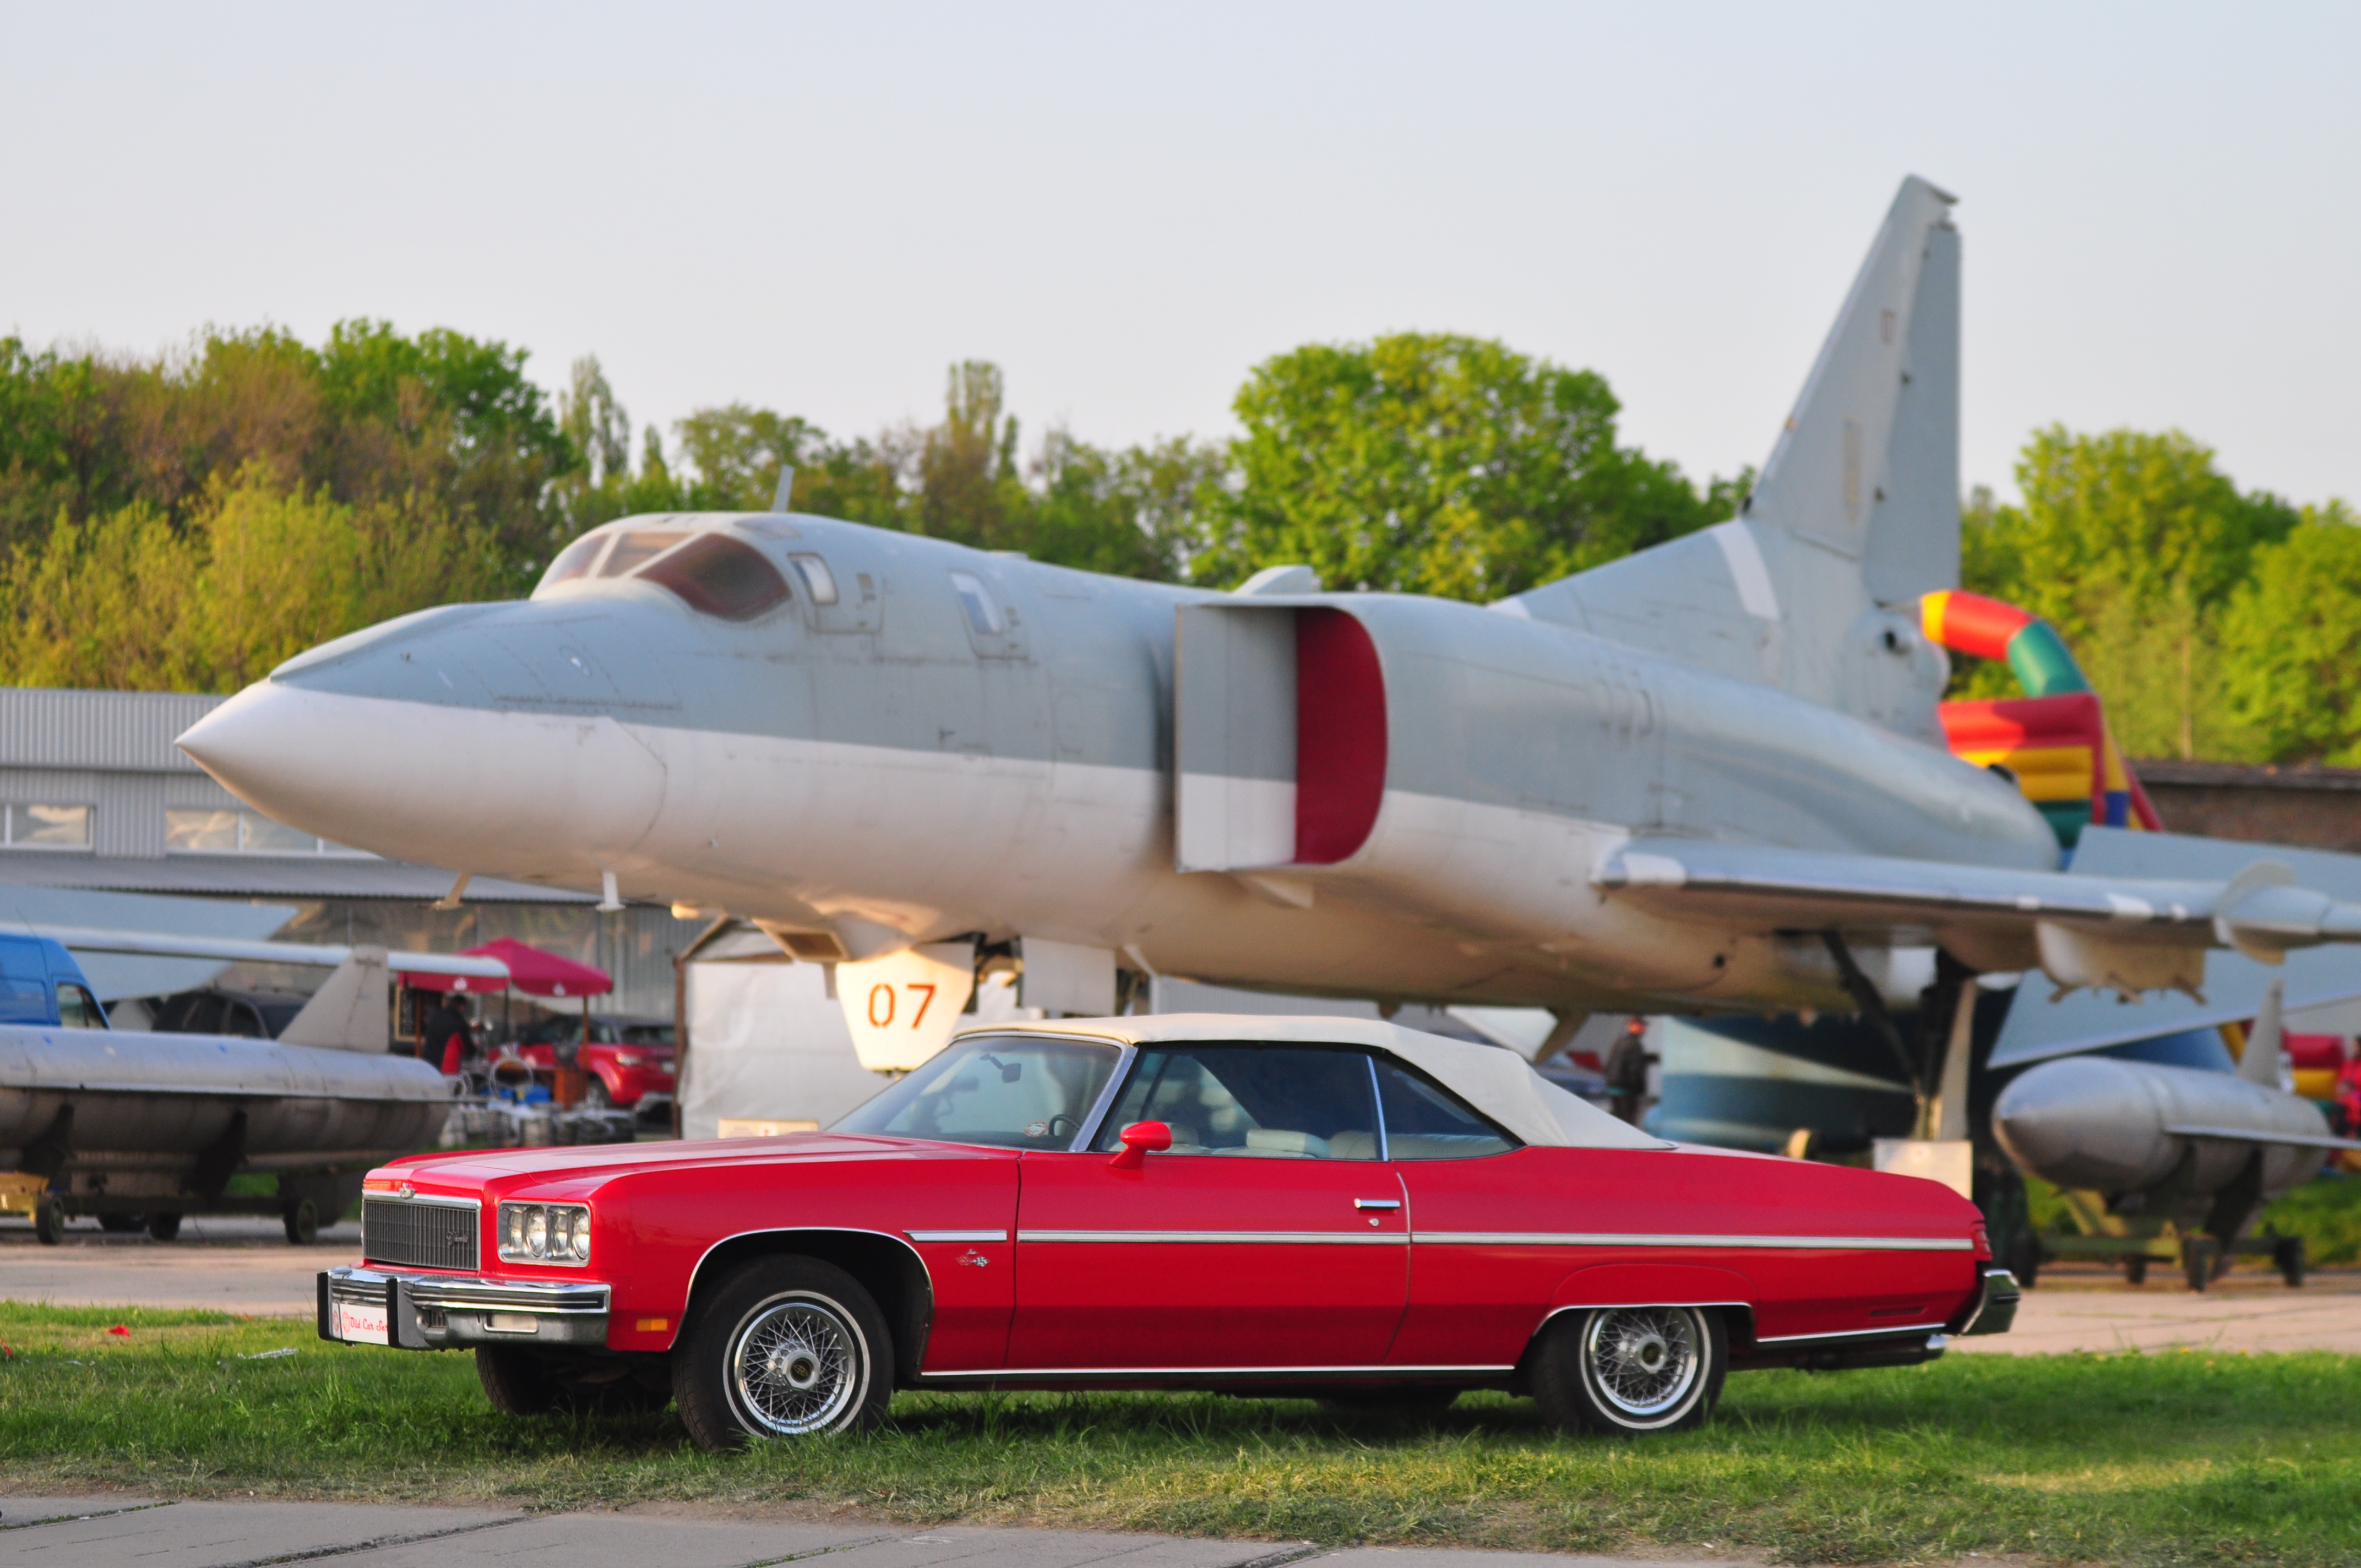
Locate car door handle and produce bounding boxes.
[1353,1199,1401,1211]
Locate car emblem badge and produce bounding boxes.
[957,1250,989,1268]
[398,1183,415,1200]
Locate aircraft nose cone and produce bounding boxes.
[1992,1056,2172,1191]
[178,630,671,876]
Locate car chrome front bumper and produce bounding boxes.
[318,1266,611,1350]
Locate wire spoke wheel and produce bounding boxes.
[730,1296,862,1435]
[1581,1307,1702,1420]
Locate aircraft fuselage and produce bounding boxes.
[179,514,2057,1014]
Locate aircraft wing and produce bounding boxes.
[1592,832,2361,965]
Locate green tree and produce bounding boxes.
[1194,333,1737,600]
[1957,427,2299,756]
[0,467,494,693]
[2218,504,2361,764]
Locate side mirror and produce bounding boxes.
[1108,1120,1172,1170]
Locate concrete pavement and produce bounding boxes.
[1948,1261,2361,1354]
[0,1496,1743,1568]
[0,1216,358,1313]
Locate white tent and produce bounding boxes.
[677,925,893,1140]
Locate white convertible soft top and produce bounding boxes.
[962,1012,1672,1152]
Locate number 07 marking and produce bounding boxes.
[866,982,939,1029]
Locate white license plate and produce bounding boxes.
[334,1300,390,1345]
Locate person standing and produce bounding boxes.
[1603,1017,1653,1126]
[419,989,474,1075]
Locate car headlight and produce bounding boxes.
[497,1201,592,1266]
[612,1052,644,1068]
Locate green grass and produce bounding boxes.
[2022,1172,2361,1268]
[6,1304,2359,1564]
[2262,1175,2361,1266]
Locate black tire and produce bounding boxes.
[674,1255,893,1450]
[99,1213,145,1234]
[582,1077,615,1111]
[146,1212,182,1242]
[1532,1306,1726,1436]
[2124,1255,2148,1286]
[33,1195,66,1245]
[282,1200,319,1246]
[2182,1237,2216,1292]
[476,1345,561,1415]
[2276,1235,2307,1288]
[1318,1384,1462,1413]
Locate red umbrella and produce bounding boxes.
[407,938,612,998]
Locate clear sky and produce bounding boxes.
[4,2,2355,508]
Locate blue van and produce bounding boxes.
[0,934,108,1029]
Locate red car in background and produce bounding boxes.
[322,1015,2016,1448]
[513,1015,675,1116]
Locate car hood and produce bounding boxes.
[378,1131,1013,1197]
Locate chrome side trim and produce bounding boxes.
[1753,1320,1951,1345]
[1417,1231,1973,1252]
[1353,1198,1403,1211]
[906,1229,1009,1244]
[919,1362,1515,1382]
[1018,1229,1407,1245]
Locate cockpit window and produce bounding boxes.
[639,533,792,620]
[597,531,691,578]
[538,533,611,590]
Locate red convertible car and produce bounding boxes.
[320,1016,2017,1446]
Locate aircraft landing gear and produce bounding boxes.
[2274,1235,2306,1288]
[2123,1255,2147,1286]
[34,1194,66,1244]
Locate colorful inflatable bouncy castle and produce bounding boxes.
[1921,590,2163,848]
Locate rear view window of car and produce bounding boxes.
[1094,1046,1380,1158]
[1374,1058,1520,1159]
[638,534,791,620]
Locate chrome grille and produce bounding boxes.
[362,1197,479,1270]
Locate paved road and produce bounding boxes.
[0,1496,1737,1568]
[0,1217,359,1313]
[1948,1261,2361,1354]
[7,1218,2359,1353]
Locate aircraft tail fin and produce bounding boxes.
[1497,177,1962,732]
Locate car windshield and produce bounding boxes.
[830,1035,1120,1150]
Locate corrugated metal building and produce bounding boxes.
[0,688,699,1015]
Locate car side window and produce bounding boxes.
[56,982,106,1030]
[1373,1058,1520,1159]
[1093,1046,1380,1158]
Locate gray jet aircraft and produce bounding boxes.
[174,177,2361,1064]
